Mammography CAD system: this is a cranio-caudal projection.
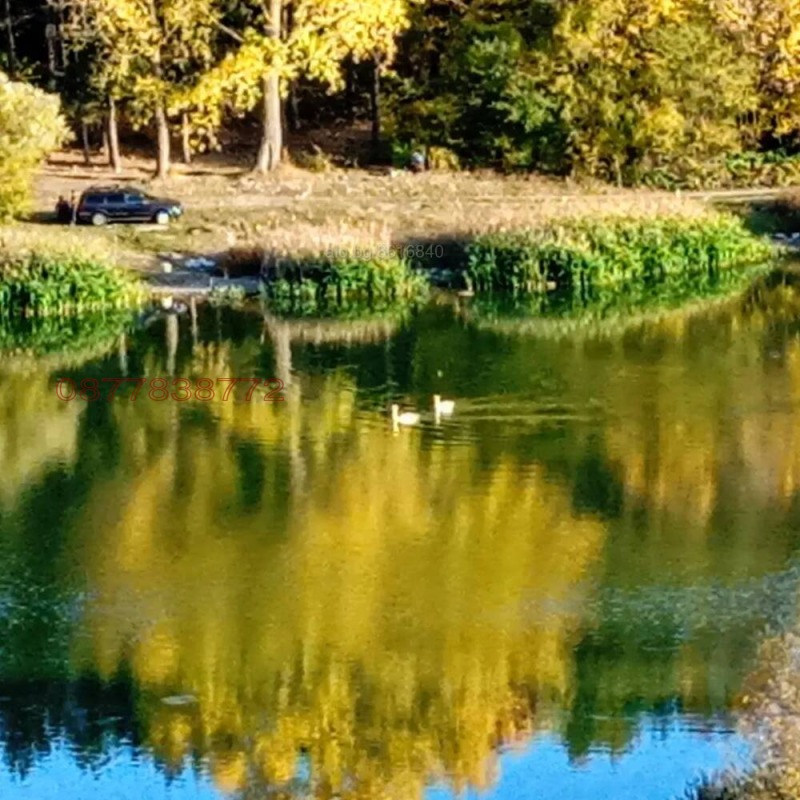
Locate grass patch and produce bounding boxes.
[261,253,428,310]
[0,251,143,316]
[35,168,710,269]
[465,215,773,295]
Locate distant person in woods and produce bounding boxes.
[70,191,78,225]
[409,150,426,173]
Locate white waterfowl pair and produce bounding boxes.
[391,395,455,428]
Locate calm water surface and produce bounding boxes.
[2,278,800,800]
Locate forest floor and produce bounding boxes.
[22,149,799,274]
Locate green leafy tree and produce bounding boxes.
[713,0,800,144]
[392,22,564,171]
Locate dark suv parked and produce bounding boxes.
[74,187,183,226]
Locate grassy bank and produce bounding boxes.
[465,215,772,295]
[0,228,143,316]
[34,162,717,270]
[0,168,782,320]
[0,251,142,316]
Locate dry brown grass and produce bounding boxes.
[0,223,120,260]
[28,149,728,273]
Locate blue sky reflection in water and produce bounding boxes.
[0,720,750,800]
[1,274,800,800]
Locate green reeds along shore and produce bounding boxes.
[465,215,774,295]
[0,251,142,316]
[261,253,429,310]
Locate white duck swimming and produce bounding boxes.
[391,404,421,427]
[433,395,455,416]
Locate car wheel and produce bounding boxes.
[91,212,108,227]
[155,210,170,226]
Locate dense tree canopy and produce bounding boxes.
[3,0,800,184]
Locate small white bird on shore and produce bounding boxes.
[391,404,420,427]
[433,395,455,416]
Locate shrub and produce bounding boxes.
[293,146,334,173]
[0,74,69,219]
[427,146,461,171]
[641,150,800,190]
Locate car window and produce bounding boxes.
[107,193,125,204]
[125,193,144,204]
[83,194,101,205]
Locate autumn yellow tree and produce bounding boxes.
[59,0,220,178]
[0,72,68,217]
[187,0,415,172]
[541,0,755,183]
[712,0,800,144]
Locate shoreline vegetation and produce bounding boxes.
[0,202,780,319]
[0,229,143,317]
[463,215,772,294]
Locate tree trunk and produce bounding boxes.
[255,0,283,173]
[107,96,121,174]
[369,55,382,161]
[146,0,170,179]
[284,3,299,132]
[57,3,68,71]
[181,111,192,164]
[154,102,170,180]
[345,57,356,124]
[81,119,91,165]
[3,0,16,77]
[256,72,282,173]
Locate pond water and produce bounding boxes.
[1,274,800,800]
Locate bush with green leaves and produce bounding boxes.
[0,73,69,219]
